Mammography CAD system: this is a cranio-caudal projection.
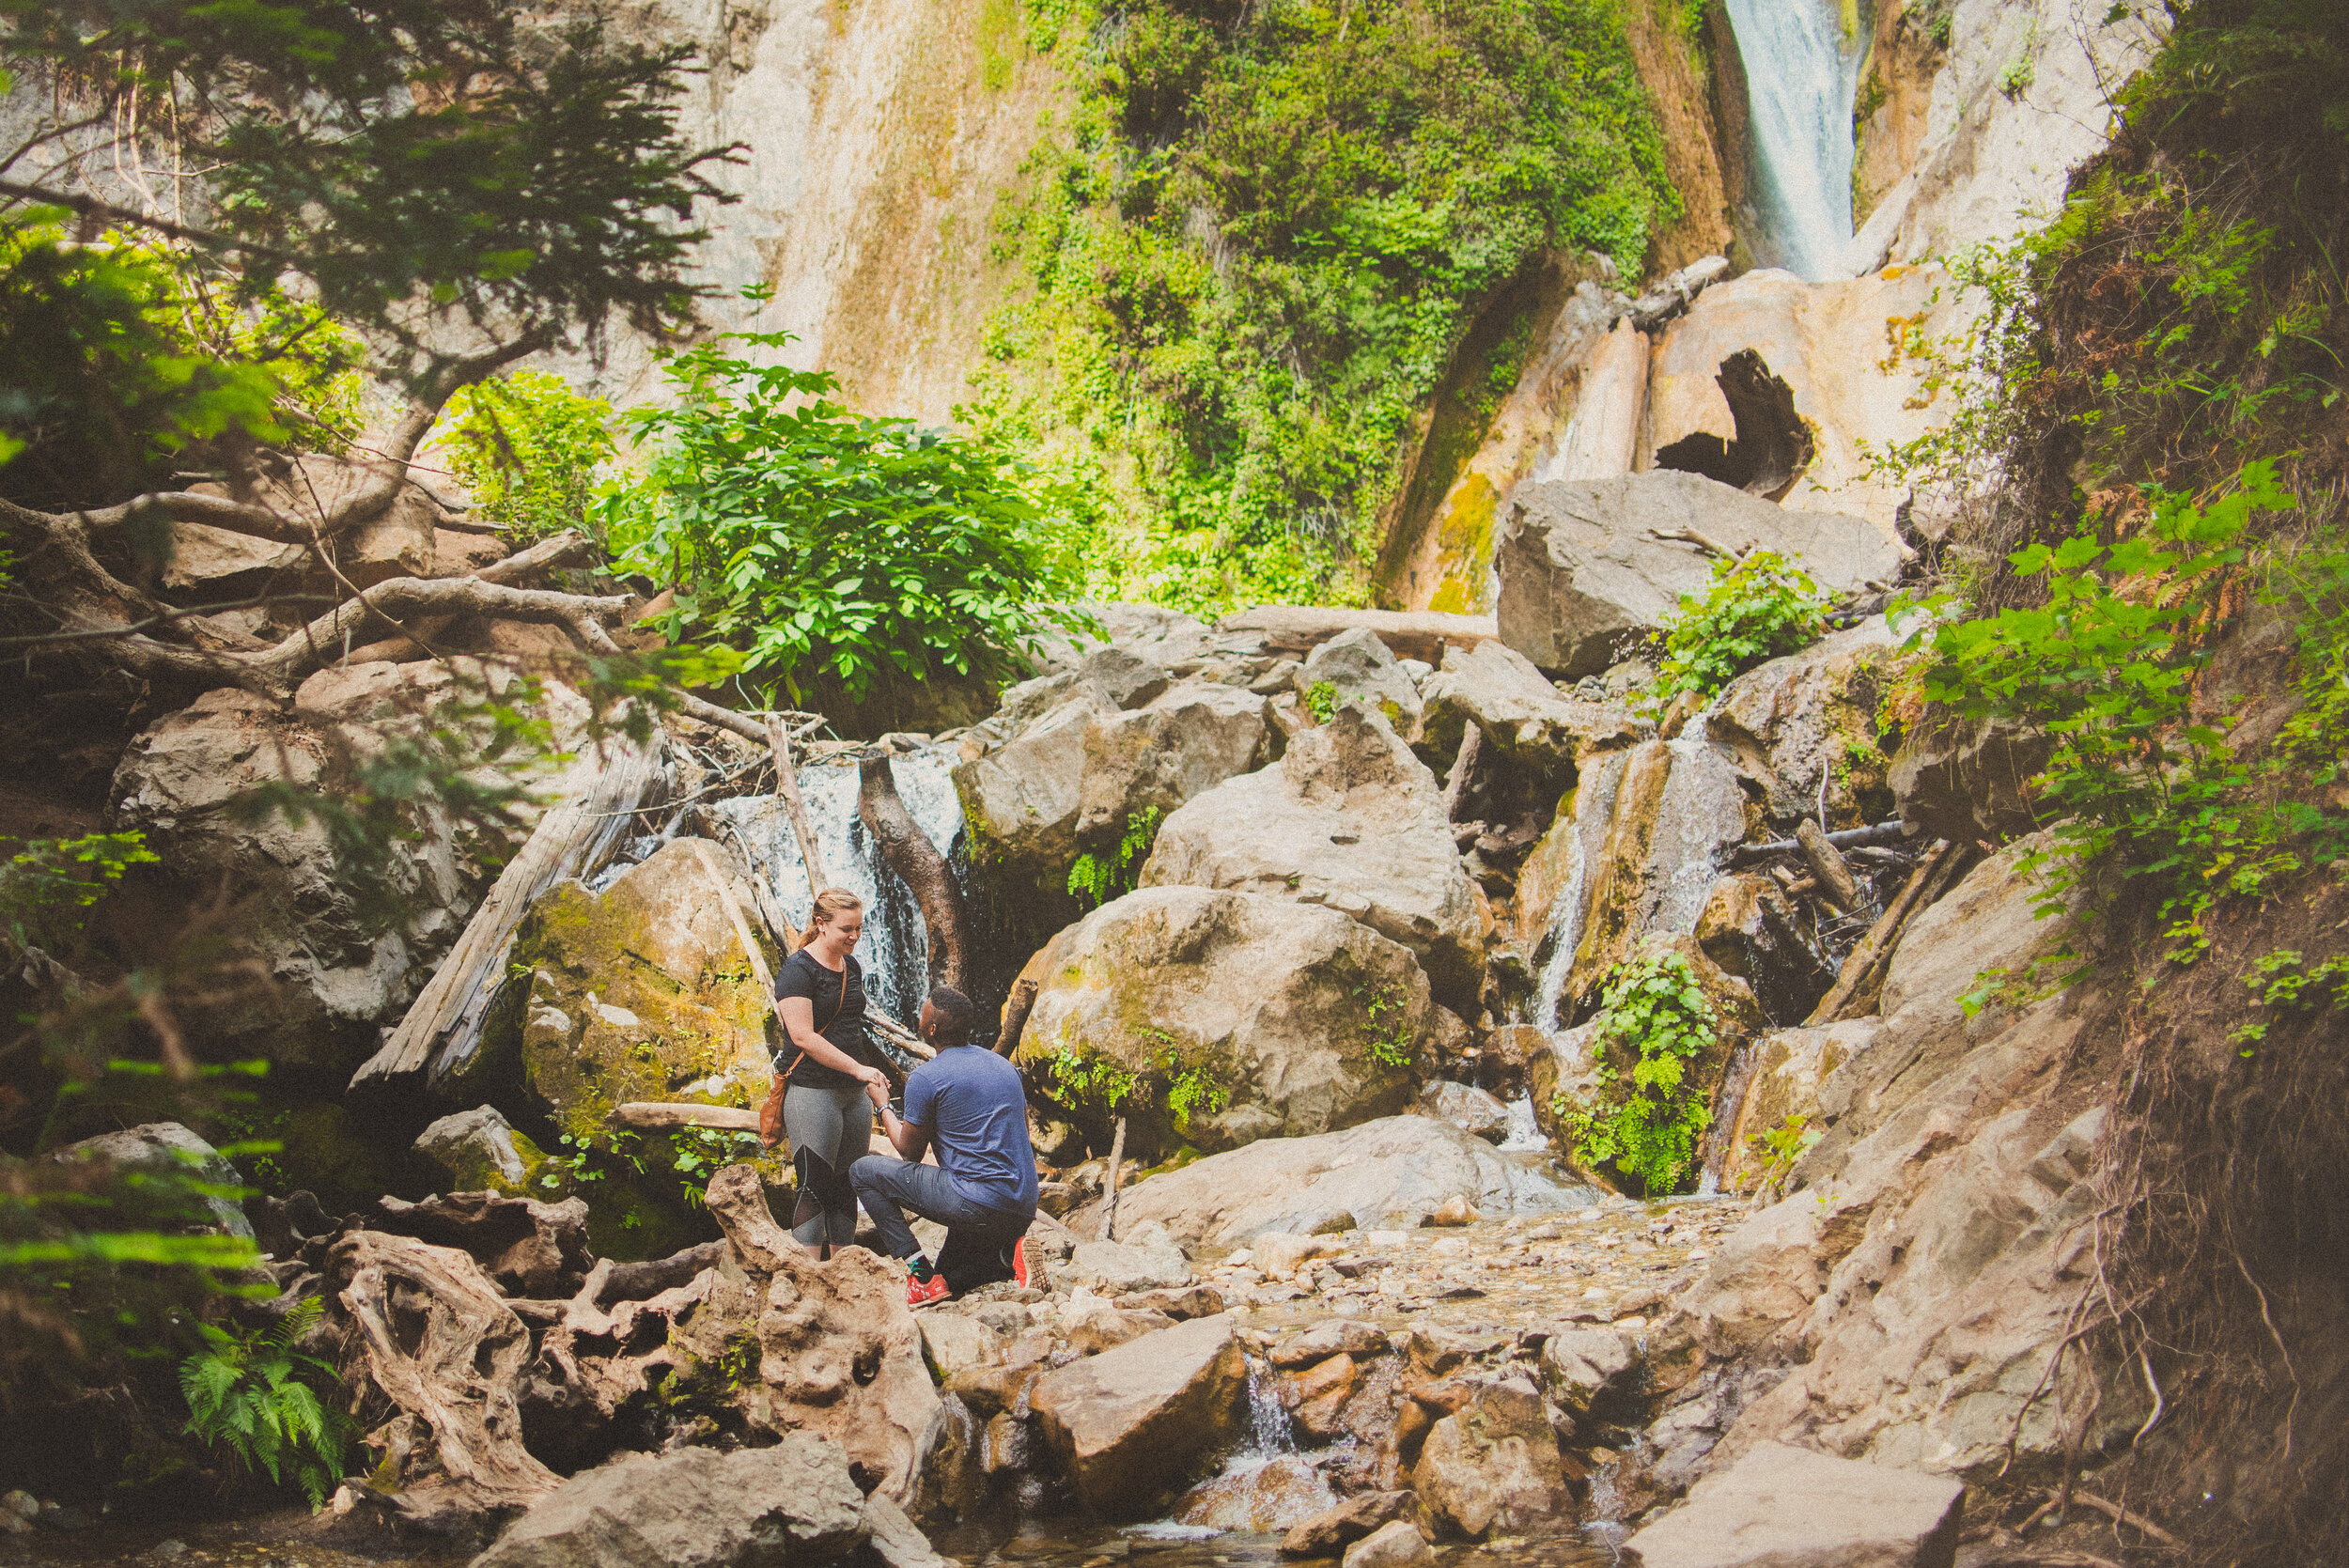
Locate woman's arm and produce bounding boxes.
[777,995,885,1087]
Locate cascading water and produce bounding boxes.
[1723,0,1865,280]
[711,746,967,1030]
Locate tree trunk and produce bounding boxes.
[857,753,968,995]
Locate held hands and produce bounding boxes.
[863,1074,892,1111]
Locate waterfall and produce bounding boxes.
[1724,0,1864,280]
[711,747,967,1031]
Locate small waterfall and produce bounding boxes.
[1532,751,1629,1032]
[1166,1357,1335,1532]
[711,747,966,1030]
[1724,0,1865,280]
[1245,1357,1296,1454]
[1499,1092,1548,1153]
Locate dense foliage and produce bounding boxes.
[1554,950,1717,1194]
[611,333,1089,704]
[1650,550,1828,706]
[965,0,1678,613]
[436,372,620,544]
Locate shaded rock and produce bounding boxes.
[1418,638,1650,785]
[1143,706,1485,1009]
[1703,617,1905,831]
[1495,472,1901,677]
[413,1107,552,1199]
[47,1123,256,1242]
[1623,1442,1961,1568]
[1538,1328,1637,1418]
[1283,1352,1361,1438]
[1282,1492,1412,1559]
[1016,887,1423,1152]
[1079,645,1172,710]
[158,520,303,601]
[1693,872,1833,1028]
[1299,627,1425,741]
[1888,715,2054,844]
[955,682,1268,894]
[470,1433,870,1568]
[1343,1519,1430,1568]
[1410,1378,1573,1539]
[1030,1313,1249,1516]
[1109,1116,1595,1248]
[1417,1079,1511,1144]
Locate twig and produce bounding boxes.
[1102,1116,1128,1243]
[2068,1491,2184,1550]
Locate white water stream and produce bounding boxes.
[1723,0,1865,280]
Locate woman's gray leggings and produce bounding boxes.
[781,1080,873,1250]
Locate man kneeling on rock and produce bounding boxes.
[852,986,1039,1306]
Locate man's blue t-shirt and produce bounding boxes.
[903,1046,1038,1219]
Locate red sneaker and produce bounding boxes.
[1009,1233,1035,1290]
[906,1271,951,1308]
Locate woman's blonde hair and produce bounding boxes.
[801,888,864,948]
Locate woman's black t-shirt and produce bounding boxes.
[774,948,877,1093]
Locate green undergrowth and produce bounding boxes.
[1553,950,1717,1195]
[1067,805,1162,909]
[1647,550,1829,709]
[963,0,1680,614]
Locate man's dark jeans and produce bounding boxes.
[850,1155,1032,1291]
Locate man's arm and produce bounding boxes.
[868,1079,931,1163]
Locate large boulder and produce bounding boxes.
[751,1247,946,1503]
[1703,616,1905,830]
[1712,1019,1880,1193]
[1624,1442,1962,1568]
[1142,706,1486,1010]
[954,681,1269,894]
[1887,714,2054,844]
[45,1123,256,1242]
[1494,471,1902,678]
[1107,1115,1595,1248]
[106,667,581,1068]
[1410,1377,1574,1539]
[1417,637,1650,784]
[470,1434,871,1568]
[506,839,777,1140]
[1030,1312,1249,1516]
[1015,887,1423,1154]
[1299,627,1425,741]
[413,1106,556,1199]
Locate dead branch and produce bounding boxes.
[610,1102,762,1134]
[996,977,1039,1059]
[766,713,831,896]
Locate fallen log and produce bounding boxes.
[350,731,667,1093]
[1804,840,1967,1025]
[858,753,968,994]
[1795,820,1860,912]
[610,1102,762,1134]
[1728,818,1918,866]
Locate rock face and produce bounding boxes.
[470,1434,871,1568]
[954,680,1269,894]
[1410,1377,1573,1539]
[46,1123,257,1242]
[1416,638,1650,785]
[1029,1312,1248,1516]
[1713,1019,1879,1192]
[1888,715,2053,843]
[505,839,776,1142]
[1494,471,1901,678]
[1108,1115,1594,1247]
[106,670,574,1068]
[1624,1442,1962,1568]
[1417,1080,1511,1144]
[1015,887,1423,1153]
[412,1106,553,1198]
[1299,627,1425,741]
[1704,616,1905,830]
[1142,706,1485,1009]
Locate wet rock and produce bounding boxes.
[1016,888,1422,1151]
[954,682,1268,895]
[1538,1328,1637,1418]
[1417,638,1649,785]
[1109,1115,1595,1248]
[917,1312,1001,1383]
[1342,1519,1431,1568]
[1712,1019,1879,1193]
[1282,1491,1413,1559]
[1143,706,1486,1008]
[1624,1442,1961,1568]
[1417,1079,1511,1143]
[1410,1377,1573,1539]
[1271,1319,1392,1368]
[412,1106,552,1199]
[1283,1351,1361,1437]
[1495,471,1900,678]
[1704,616,1905,831]
[1299,627,1426,741]
[1693,873,1830,1028]
[1030,1312,1249,1516]
[1174,1453,1339,1533]
[470,1433,870,1568]
[47,1123,256,1242]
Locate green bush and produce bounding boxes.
[1651,551,1829,706]
[179,1297,354,1508]
[1552,950,1718,1194]
[610,331,1088,704]
[965,0,1679,613]
[1067,806,1162,909]
[436,371,619,543]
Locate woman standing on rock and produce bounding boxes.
[766,889,890,1258]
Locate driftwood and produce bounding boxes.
[1795,819,1860,912]
[857,753,969,994]
[996,977,1039,1059]
[1730,818,1916,865]
[332,1228,560,1525]
[1805,840,1967,1025]
[766,714,831,898]
[705,1162,800,1275]
[365,1191,594,1297]
[350,732,666,1092]
[611,1101,763,1134]
[1101,1116,1128,1243]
